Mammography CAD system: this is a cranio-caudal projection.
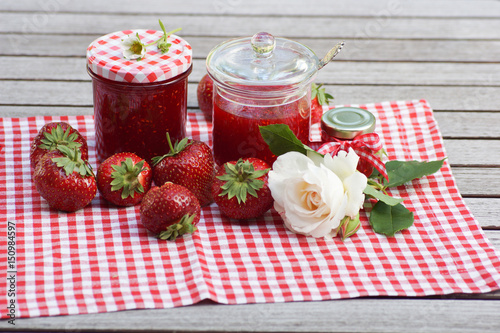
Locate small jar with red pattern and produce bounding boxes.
[86,30,192,163]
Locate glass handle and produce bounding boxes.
[251,32,276,58]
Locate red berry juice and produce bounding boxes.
[89,66,192,163]
[212,92,310,166]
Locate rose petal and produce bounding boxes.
[323,148,359,182]
[343,172,367,217]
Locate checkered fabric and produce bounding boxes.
[87,30,192,83]
[1,100,500,319]
[317,133,388,180]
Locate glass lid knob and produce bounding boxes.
[251,32,276,57]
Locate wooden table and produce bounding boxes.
[2,0,499,332]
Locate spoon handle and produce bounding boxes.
[318,41,345,70]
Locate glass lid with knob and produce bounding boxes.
[206,32,341,92]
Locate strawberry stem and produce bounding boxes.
[157,214,197,241]
[151,133,191,166]
[39,124,82,151]
[110,158,146,199]
[217,159,270,204]
[51,146,93,177]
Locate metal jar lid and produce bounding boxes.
[321,107,376,139]
[87,29,192,84]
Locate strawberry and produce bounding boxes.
[196,74,214,121]
[357,158,374,178]
[140,182,201,240]
[33,146,96,212]
[212,158,273,220]
[152,133,215,207]
[30,122,88,170]
[96,152,152,206]
[311,83,334,124]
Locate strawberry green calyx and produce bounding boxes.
[39,124,83,151]
[110,158,146,199]
[158,214,197,241]
[311,83,334,106]
[217,159,270,204]
[52,145,93,177]
[151,132,191,166]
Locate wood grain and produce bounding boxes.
[1,81,500,112]
[10,296,500,333]
[2,0,500,18]
[2,12,500,40]
[2,57,500,87]
[3,35,500,63]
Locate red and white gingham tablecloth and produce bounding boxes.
[1,100,500,318]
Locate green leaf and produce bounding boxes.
[363,185,405,206]
[158,213,197,241]
[384,159,446,187]
[369,201,414,236]
[259,124,322,158]
[216,158,269,204]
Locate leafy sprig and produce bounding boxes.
[122,20,181,60]
[364,159,445,236]
[259,124,445,237]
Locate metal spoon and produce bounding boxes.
[318,41,345,70]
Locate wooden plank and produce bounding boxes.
[464,198,500,229]
[485,230,500,249]
[3,57,500,87]
[435,112,500,139]
[2,12,500,40]
[1,81,500,112]
[2,0,500,18]
[10,297,500,333]
[453,168,500,197]
[3,35,500,63]
[444,140,500,166]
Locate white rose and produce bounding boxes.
[323,148,368,218]
[268,152,344,239]
[269,149,367,239]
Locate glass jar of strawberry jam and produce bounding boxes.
[86,29,192,162]
[206,32,323,166]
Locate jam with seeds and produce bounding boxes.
[88,66,192,163]
[212,88,310,166]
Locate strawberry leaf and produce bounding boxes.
[311,83,333,106]
[52,146,93,177]
[152,133,191,166]
[217,159,270,204]
[158,214,197,241]
[110,157,147,199]
[39,124,82,151]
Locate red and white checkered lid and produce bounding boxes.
[86,29,192,84]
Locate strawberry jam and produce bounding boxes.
[212,90,310,165]
[86,29,193,163]
[88,66,192,163]
[206,32,324,165]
